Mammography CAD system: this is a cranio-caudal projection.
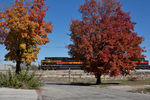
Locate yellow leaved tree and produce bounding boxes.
[0,0,52,73]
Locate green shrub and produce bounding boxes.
[0,70,42,89]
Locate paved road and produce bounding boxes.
[0,88,38,100]
[40,82,150,100]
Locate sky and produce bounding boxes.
[0,0,150,65]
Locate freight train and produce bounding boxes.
[40,57,150,70]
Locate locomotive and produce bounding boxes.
[40,57,150,70]
[40,57,82,70]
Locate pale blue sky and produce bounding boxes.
[0,0,150,65]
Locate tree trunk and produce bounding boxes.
[16,61,21,74]
[16,50,21,74]
[96,74,102,85]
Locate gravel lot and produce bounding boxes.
[40,82,150,100]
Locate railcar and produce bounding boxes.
[135,58,150,69]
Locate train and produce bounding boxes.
[134,58,150,69]
[40,57,82,70]
[40,57,150,70]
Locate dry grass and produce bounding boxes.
[70,80,150,88]
[103,80,150,86]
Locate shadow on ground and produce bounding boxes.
[44,82,120,86]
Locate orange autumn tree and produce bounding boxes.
[0,10,7,44]
[68,0,144,84]
[0,0,52,73]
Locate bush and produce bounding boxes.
[128,77,138,81]
[0,70,42,89]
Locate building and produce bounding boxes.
[0,62,12,70]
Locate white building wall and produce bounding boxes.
[0,62,12,70]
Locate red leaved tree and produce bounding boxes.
[68,0,144,84]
